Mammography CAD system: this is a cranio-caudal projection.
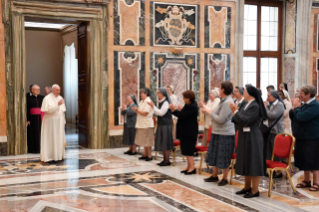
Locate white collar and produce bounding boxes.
[238,97,244,104]
[306,97,316,104]
[273,99,279,106]
[244,99,255,110]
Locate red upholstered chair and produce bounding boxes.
[230,131,239,185]
[196,126,212,174]
[266,133,296,197]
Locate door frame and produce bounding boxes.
[2,1,109,155]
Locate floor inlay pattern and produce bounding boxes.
[0,170,255,212]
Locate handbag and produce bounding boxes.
[259,114,283,138]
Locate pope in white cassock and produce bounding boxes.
[40,84,66,162]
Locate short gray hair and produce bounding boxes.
[32,84,40,89]
[45,86,52,91]
[300,85,316,98]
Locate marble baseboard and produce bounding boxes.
[0,142,7,156]
[109,135,125,148]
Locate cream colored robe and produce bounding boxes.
[40,93,66,162]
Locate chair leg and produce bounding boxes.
[155,152,157,160]
[286,168,296,194]
[268,169,274,197]
[289,163,294,173]
[173,148,176,166]
[230,160,234,185]
[199,153,203,174]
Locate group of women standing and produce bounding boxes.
[121,86,179,166]
[121,81,318,197]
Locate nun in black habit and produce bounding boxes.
[147,87,174,166]
[229,86,268,199]
[121,94,138,155]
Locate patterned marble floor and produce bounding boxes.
[0,148,318,212]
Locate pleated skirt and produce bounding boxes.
[122,124,136,145]
[154,125,174,151]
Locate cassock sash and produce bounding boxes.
[30,108,45,122]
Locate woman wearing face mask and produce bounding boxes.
[279,90,292,135]
[148,87,174,166]
[132,88,154,161]
[264,90,285,178]
[121,95,138,155]
[199,88,220,146]
[279,83,288,92]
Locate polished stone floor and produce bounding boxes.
[0,146,319,212]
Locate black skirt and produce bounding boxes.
[122,124,136,145]
[180,138,197,156]
[294,139,319,171]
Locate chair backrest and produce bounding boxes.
[272,133,295,160]
[235,131,239,149]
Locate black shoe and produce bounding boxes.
[180,170,188,173]
[159,162,171,166]
[157,161,165,166]
[184,169,196,175]
[243,191,260,198]
[273,172,283,178]
[204,176,219,182]
[218,179,228,186]
[128,152,137,155]
[124,151,132,154]
[236,188,252,195]
[139,156,148,160]
[145,157,153,161]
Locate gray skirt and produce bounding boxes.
[155,125,174,151]
[122,124,136,145]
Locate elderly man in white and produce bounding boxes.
[40,84,66,162]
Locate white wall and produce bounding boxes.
[25,30,64,96]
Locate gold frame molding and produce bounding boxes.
[2,0,109,155]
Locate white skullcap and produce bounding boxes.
[52,84,60,89]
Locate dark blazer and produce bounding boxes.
[232,100,265,176]
[121,103,138,128]
[234,100,247,132]
[172,101,198,142]
[289,99,319,140]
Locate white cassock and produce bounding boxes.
[40,93,66,162]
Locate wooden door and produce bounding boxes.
[78,23,89,147]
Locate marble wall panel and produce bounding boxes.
[114,51,145,126]
[150,53,200,105]
[204,54,230,101]
[314,14,318,52]
[284,57,296,98]
[113,0,145,46]
[0,0,6,138]
[314,58,319,94]
[151,2,199,47]
[205,6,231,49]
[284,0,297,54]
